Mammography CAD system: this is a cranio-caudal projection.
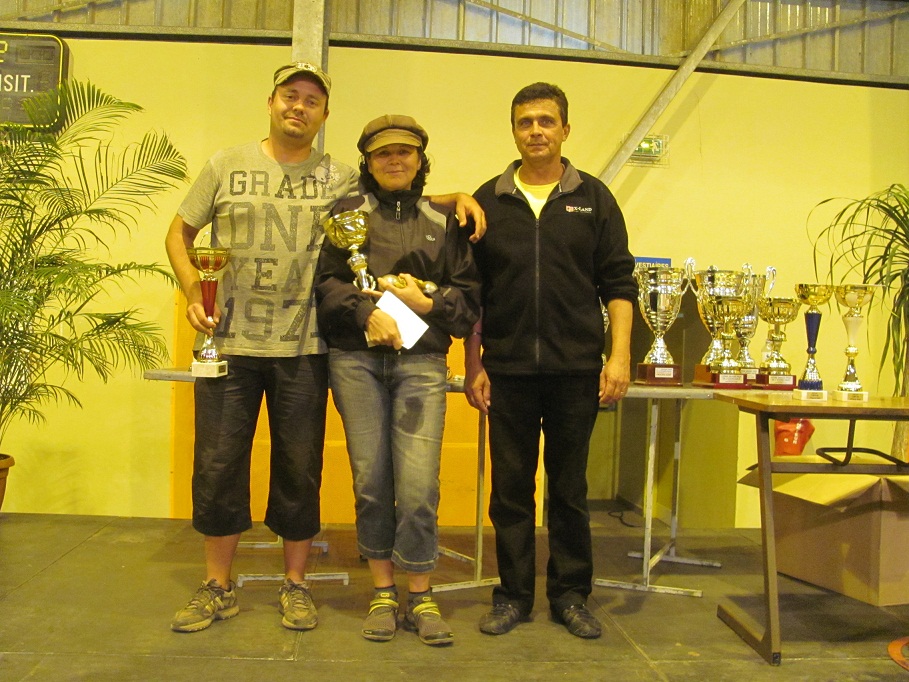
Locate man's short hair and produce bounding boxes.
[510,82,569,127]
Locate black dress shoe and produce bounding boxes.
[554,604,602,639]
[479,603,527,635]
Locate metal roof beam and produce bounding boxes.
[598,0,749,185]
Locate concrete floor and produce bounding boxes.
[0,509,907,681]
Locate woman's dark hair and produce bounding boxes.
[359,148,431,194]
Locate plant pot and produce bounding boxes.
[0,454,14,511]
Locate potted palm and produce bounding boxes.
[812,183,909,457]
[0,79,188,509]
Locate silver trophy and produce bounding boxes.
[833,284,877,397]
[734,266,776,377]
[634,264,686,385]
[756,297,801,388]
[324,210,376,291]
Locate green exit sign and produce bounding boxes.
[0,32,69,126]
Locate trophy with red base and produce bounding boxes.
[187,246,230,378]
[634,264,685,385]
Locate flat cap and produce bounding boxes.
[357,114,429,154]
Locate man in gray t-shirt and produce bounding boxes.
[165,62,355,634]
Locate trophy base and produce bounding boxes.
[754,373,796,390]
[191,360,228,378]
[635,363,682,386]
[692,364,748,389]
[741,367,759,384]
[793,388,828,401]
[833,390,869,402]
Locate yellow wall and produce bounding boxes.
[3,37,908,528]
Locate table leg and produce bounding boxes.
[597,398,715,598]
[716,412,782,665]
[435,412,500,592]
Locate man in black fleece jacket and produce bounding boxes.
[464,82,637,640]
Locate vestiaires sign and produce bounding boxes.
[0,32,68,125]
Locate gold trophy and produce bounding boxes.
[378,274,438,296]
[634,264,685,385]
[793,284,834,400]
[832,284,877,402]
[686,259,748,387]
[733,266,775,383]
[186,246,231,378]
[324,210,376,291]
[755,297,800,389]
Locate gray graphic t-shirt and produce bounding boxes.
[179,141,358,357]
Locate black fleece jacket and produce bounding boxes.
[472,158,637,375]
[315,188,480,354]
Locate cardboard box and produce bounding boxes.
[740,470,909,606]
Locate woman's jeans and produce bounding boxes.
[329,349,447,573]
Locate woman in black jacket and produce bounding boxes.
[315,115,480,647]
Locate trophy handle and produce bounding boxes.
[764,266,777,297]
[684,257,696,294]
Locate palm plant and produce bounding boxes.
[0,80,188,450]
[812,183,909,455]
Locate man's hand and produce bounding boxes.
[186,301,220,336]
[365,309,403,349]
[465,363,491,414]
[453,193,486,242]
[599,353,630,405]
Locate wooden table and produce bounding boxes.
[712,390,909,665]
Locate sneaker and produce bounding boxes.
[479,603,527,635]
[170,579,239,633]
[403,594,454,646]
[553,603,602,639]
[279,579,318,630]
[361,590,399,642]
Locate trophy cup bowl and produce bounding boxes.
[324,210,376,291]
[794,283,834,396]
[833,283,877,399]
[634,265,685,385]
[686,263,747,366]
[186,246,231,377]
[755,296,800,388]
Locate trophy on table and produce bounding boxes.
[793,284,834,399]
[324,210,377,291]
[634,264,686,385]
[733,266,776,383]
[833,284,877,402]
[755,297,801,389]
[186,245,231,378]
[686,259,749,387]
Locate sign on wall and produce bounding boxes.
[0,32,68,126]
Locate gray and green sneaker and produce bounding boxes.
[279,579,318,630]
[170,579,239,632]
[362,591,399,641]
[403,593,454,646]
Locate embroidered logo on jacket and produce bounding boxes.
[565,205,593,213]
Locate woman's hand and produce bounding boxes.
[365,309,403,349]
[378,274,433,315]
